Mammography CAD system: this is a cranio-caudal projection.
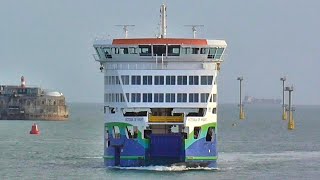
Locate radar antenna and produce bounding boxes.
[115,25,135,38]
[184,25,204,38]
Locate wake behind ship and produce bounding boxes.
[93,4,227,168]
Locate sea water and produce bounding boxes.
[0,103,320,179]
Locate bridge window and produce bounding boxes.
[154,93,164,103]
[168,45,180,56]
[153,45,166,56]
[139,45,151,56]
[166,76,175,85]
[165,93,175,103]
[189,76,199,85]
[119,47,129,54]
[112,47,119,54]
[126,93,130,102]
[201,93,210,102]
[206,127,215,142]
[181,47,191,54]
[155,76,164,85]
[143,93,153,102]
[143,76,153,85]
[121,75,129,85]
[131,93,141,102]
[102,47,112,58]
[177,93,187,102]
[200,48,208,54]
[177,76,187,85]
[215,48,224,59]
[194,127,201,139]
[131,76,141,85]
[189,93,199,103]
[192,48,199,54]
[201,76,213,85]
[208,48,217,59]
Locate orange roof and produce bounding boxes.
[112,38,207,45]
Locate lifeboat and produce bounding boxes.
[30,123,40,135]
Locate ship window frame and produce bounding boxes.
[131,93,141,103]
[192,47,200,54]
[215,48,225,59]
[131,76,141,85]
[154,76,164,85]
[189,76,199,85]
[166,76,176,85]
[143,76,153,85]
[126,126,138,139]
[177,76,187,85]
[177,93,187,102]
[200,48,208,54]
[189,93,199,103]
[154,93,164,103]
[152,45,166,56]
[181,47,192,55]
[165,93,175,103]
[139,45,152,56]
[167,45,180,56]
[143,93,153,102]
[113,126,121,139]
[121,75,130,85]
[201,93,210,103]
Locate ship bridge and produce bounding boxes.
[93,38,227,64]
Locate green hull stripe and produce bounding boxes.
[185,156,217,160]
[104,156,145,160]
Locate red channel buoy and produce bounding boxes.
[30,123,40,135]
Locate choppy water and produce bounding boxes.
[1,103,320,179]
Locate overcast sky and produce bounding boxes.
[0,0,319,105]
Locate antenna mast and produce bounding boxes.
[115,25,135,38]
[185,25,204,38]
[160,4,167,38]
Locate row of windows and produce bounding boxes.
[97,46,224,59]
[105,93,216,103]
[105,75,214,86]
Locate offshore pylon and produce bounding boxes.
[237,77,245,120]
[285,86,295,130]
[280,77,287,120]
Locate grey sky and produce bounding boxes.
[0,0,319,105]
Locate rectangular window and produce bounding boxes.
[129,47,138,54]
[200,48,208,54]
[120,94,125,102]
[154,93,164,103]
[126,93,130,102]
[139,45,151,56]
[177,93,187,102]
[166,76,176,85]
[201,93,210,103]
[143,76,152,85]
[168,45,180,56]
[181,47,191,54]
[131,93,141,102]
[115,76,120,85]
[189,76,199,85]
[209,94,217,102]
[155,76,164,85]
[165,93,175,103]
[143,93,153,102]
[201,76,214,85]
[177,76,187,85]
[131,76,141,85]
[212,108,217,114]
[121,75,129,85]
[192,48,199,54]
[189,93,199,103]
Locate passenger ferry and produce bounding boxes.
[93,4,227,168]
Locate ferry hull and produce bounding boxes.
[104,123,217,168]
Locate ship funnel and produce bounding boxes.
[21,76,26,88]
[160,4,167,38]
